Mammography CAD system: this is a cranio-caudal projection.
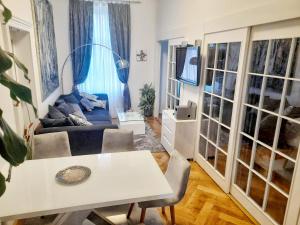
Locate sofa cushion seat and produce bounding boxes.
[84,108,111,122]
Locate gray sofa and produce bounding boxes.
[35,93,118,156]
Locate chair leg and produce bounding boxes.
[140,208,147,223]
[127,203,134,219]
[162,207,166,215]
[170,205,175,225]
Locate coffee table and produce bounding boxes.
[117,111,145,135]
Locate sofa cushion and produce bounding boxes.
[48,105,66,119]
[80,97,94,111]
[84,108,111,121]
[40,118,74,128]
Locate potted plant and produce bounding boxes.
[0,2,36,197]
[138,83,155,117]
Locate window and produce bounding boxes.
[78,2,123,117]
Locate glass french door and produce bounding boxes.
[231,19,300,225]
[195,28,250,192]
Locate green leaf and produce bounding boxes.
[0,47,12,73]
[6,52,30,82]
[0,73,37,116]
[0,116,28,166]
[0,172,6,197]
[0,0,12,24]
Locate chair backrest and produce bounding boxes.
[32,132,71,159]
[102,129,134,153]
[165,150,191,203]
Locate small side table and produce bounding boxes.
[117,111,146,135]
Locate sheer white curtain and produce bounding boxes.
[78,2,123,118]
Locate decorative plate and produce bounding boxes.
[56,166,91,185]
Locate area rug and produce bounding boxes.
[134,124,165,152]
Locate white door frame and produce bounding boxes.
[230,18,300,225]
[194,27,250,193]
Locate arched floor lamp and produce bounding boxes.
[60,43,129,94]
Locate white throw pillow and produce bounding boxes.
[92,100,106,109]
[69,114,92,126]
[80,92,98,102]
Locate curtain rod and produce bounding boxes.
[83,0,141,4]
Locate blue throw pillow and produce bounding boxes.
[61,94,80,104]
[48,105,66,119]
[80,98,94,111]
[56,102,74,116]
[40,117,74,128]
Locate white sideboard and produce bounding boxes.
[161,110,197,159]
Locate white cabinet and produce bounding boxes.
[161,110,197,159]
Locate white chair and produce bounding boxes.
[102,129,134,153]
[32,131,71,159]
[127,151,191,225]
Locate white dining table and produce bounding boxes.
[0,150,173,224]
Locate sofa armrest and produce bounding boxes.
[35,124,118,155]
[94,93,109,111]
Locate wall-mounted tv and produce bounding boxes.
[176,46,201,86]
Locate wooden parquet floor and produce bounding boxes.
[149,118,259,225]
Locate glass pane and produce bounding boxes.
[249,173,266,207]
[268,39,292,77]
[217,43,227,69]
[243,106,258,137]
[213,71,224,96]
[222,100,233,127]
[266,187,288,225]
[200,115,209,137]
[203,93,211,115]
[211,97,221,120]
[235,162,249,192]
[253,144,272,178]
[291,38,300,79]
[209,120,218,143]
[239,135,253,165]
[271,154,294,194]
[224,73,236,100]
[207,142,216,166]
[205,69,214,93]
[219,126,229,152]
[199,136,207,158]
[262,78,284,112]
[258,112,277,147]
[277,118,300,160]
[284,80,300,120]
[207,44,216,68]
[250,40,269,74]
[216,150,227,176]
[227,42,241,72]
[247,75,263,106]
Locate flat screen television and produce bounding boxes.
[176,46,201,86]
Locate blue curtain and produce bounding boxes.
[69,0,94,86]
[78,3,123,118]
[108,3,131,111]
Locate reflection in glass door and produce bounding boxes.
[232,26,300,225]
[196,28,249,192]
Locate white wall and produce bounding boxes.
[129,0,158,111]
[156,0,300,105]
